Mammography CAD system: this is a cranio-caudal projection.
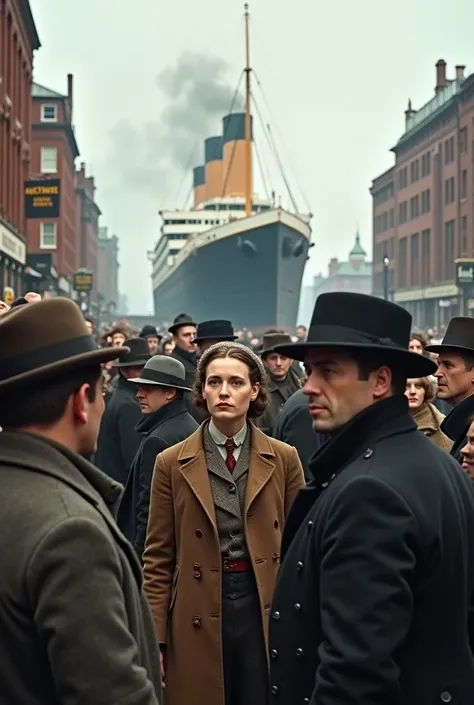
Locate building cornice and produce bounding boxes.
[18,0,41,51]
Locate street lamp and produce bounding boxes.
[383,255,390,301]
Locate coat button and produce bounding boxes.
[440,693,452,703]
[297,561,304,571]
[194,571,202,580]
[274,519,279,528]
[193,562,201,569]
[192,616,201,627]
[195,529,203,538]
[271,685,279,695]
[227,484,236,493]
[294,603,301,611]
[296,647,303,658]
[272,611,280,620]
[363,448,373,459]
[307,521,313,533]
[270,648,278,659]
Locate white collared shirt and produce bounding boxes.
[209,419,248,462]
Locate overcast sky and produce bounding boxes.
[30,0,474,313]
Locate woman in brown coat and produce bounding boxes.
[405,376,452,451]
[143,341,304,705]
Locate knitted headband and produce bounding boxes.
[197,340,267,380]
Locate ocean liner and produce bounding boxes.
[151,6,312,330]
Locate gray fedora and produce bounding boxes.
[128,354,192,391]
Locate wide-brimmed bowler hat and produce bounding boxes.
[425,318,474,355]
[111,337,150,368]
[0,298,129,393]
[274,292,436,377]
[168,313,196,335]
[139,324,162,340]
[194,319,238,343]
[129,355,192,391]
[260,332,293,357]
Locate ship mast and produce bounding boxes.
[244,3,252,217]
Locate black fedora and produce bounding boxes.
[425,318,474,354]
[128,355,192,392]
[274,292,436,377]
[139,324,162,340]
[194,319,238,343]
[168,313,196,335]
[112,337,150,368]
[260,332,293,356]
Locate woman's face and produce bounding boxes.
[203,356,260,422]
[163,341,174,355]
[405,378,425,409]
[409,338,424,355]
[461,420,474,479]
[112,332,126,348]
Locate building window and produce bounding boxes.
[40,222,57,249]
[421,189,431,214]
[461,169,468,200]
[398,201,408,224]
[421,151,431,177]
[399,237,407,288]
[444,220,455,279]
[459,127,468,154]
[41,104,58,122]
[410,194,419,219]
[461,216,468,256]
[40,147,58,173]
[410,233,419,286]
[421,229,430,284]
[445,136,455,164]
[444,177,455,205]
[398,167,408,190]
[388,208,394,228]
[410,159,419,183]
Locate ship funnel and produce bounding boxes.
[204,136,223,200]
[193,165,206,208]
[222,112,254,198]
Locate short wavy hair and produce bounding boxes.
[407,376,435,404]
[193,341,269,418]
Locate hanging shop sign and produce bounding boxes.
[73,269,93,292]
[24,179,61,219]
[455,258,474,288]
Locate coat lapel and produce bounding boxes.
[178,426,217,529]
[245,424,276,514]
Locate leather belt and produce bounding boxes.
[222,558,251,573]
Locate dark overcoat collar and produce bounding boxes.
[135,396,188,435]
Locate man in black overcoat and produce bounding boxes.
[95,338,150,484]
[269,292,474,705]
[117,355,198,559]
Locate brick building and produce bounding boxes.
[98,225,119,310]
[312,232,372,298]
[371,59,474,329]
[27,75,79,296]
[0,0,40,299]
[76,162,101,304]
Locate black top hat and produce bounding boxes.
[194,319,238,343]
[274,292,436,377]
[112,337,151,368]
[425,318,474,355]
[128,355,192,391]
[260,332,293,356]
[139,324,162,340]
[168,313,196,335]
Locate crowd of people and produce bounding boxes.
[1,290,474,704]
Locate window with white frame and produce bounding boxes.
[41,104,58,122]
[40,222,57,249]
[40,146,58,173]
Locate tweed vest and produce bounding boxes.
[203,422,250,560]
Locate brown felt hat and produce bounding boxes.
[0,298,129,393]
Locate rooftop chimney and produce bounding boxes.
[435,59,447,94]
[405,98,416,128]
[67,73,73,122]
[456,65,466,78]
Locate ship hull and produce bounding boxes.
[153,216,310,330]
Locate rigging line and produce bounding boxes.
[267,122,299,212]
[253,135,270,202]
[251,91,274,199]
[220,70,245,198]
[253,69,312,213]
[176,141,199,209]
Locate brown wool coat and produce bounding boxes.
[143,422,304,705]
[412,402,453,452]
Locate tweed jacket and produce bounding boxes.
[203,422,250,559]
